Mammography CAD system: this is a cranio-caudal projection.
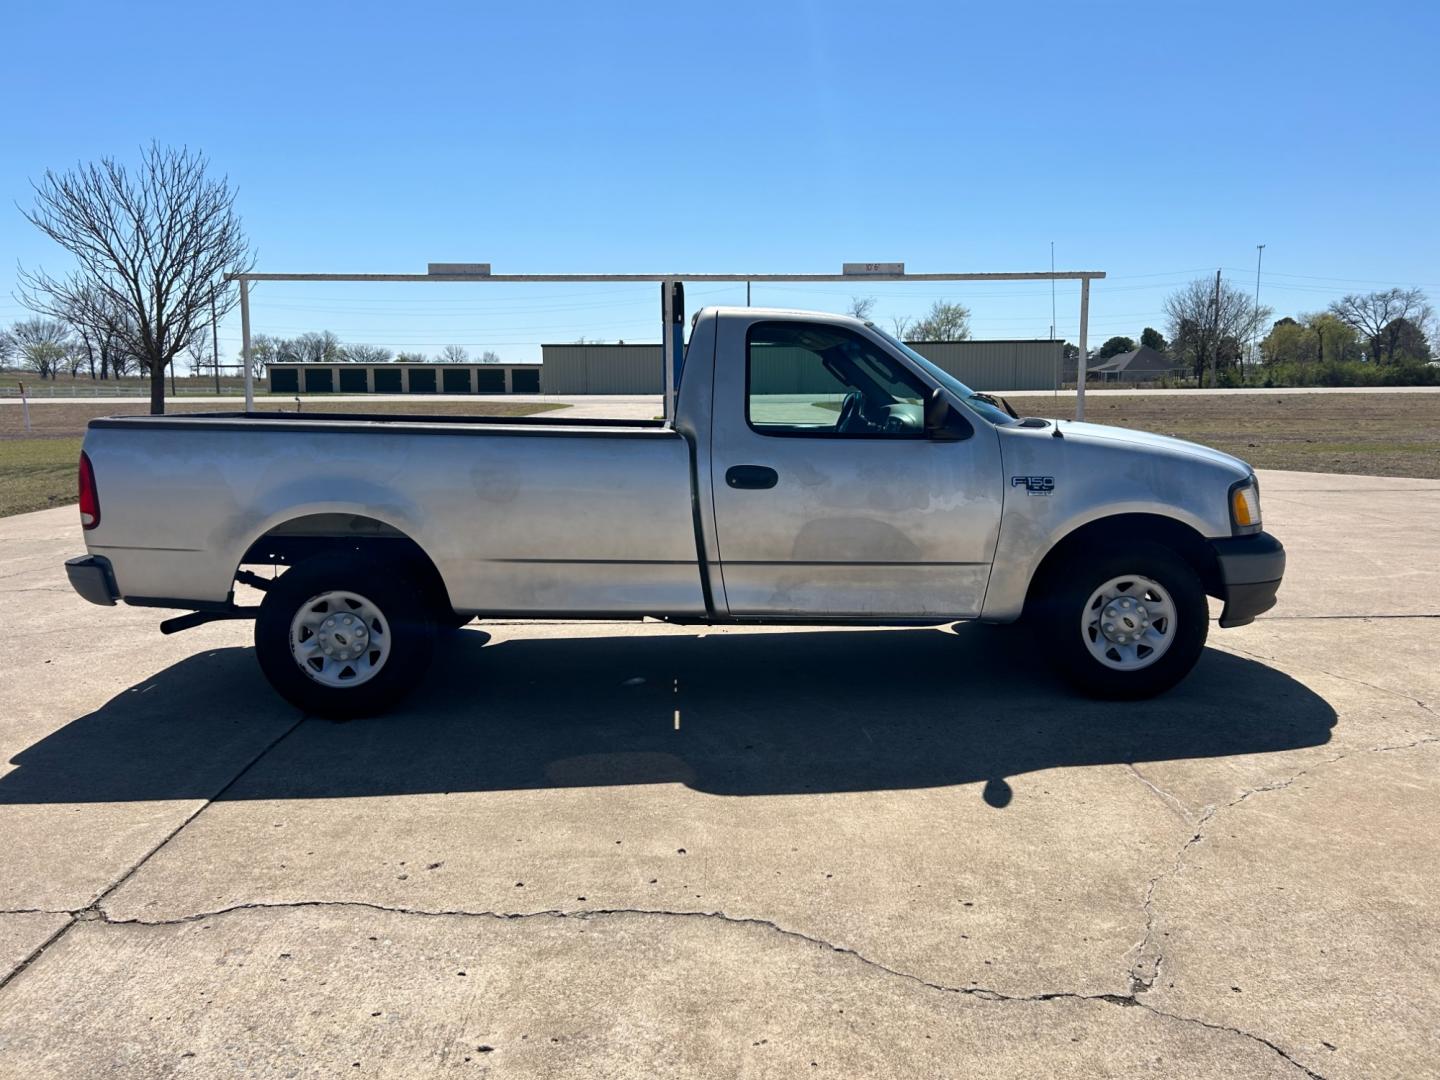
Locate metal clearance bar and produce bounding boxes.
[227,265,1106,421]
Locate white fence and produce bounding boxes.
[0,384,238,398]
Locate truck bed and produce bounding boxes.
[81,412,706,616]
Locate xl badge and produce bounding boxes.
[1011,475,1055,496]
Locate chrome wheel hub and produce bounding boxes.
[289,590,391,688]
[1081,575,1177,672]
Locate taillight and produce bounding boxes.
[78,451,100,530]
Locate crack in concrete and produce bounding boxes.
[0,710,309,996]
[83,898,1325,1079]
[1217,642,1438,720]
[1123,734,1440,1074]
[21,644,1438,1078]
[1124,764,1195,824]
[1127,803,1218,997]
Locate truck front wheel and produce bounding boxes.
[1039,543,1208,699]
[255,554,436,718]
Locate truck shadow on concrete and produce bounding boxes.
[0,624,1335,808]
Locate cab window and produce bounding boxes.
[746,322,927,437]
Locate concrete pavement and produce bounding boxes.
[0,471,1437,1078]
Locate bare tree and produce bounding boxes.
[246,334,283,378]
[64,283,133,380]
[19,144,253,413]
[341,343,391,364]
[479,349,503,364]
[183,331,215,377]
[1328,288,1434,363]
[1163,276,1271,385]
[0,328,14,369]
[293,330,341,363]
[9,318,73,380]
[439,344,470,364]
[63,340,88,378]
[908,300,971,341]
[889,315,913,340]
[847,296,876,320]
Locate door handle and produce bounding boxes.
[725,465,779,490]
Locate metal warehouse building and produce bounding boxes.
[541,339,1062,394]
[266,362,541,395]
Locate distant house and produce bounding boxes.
[1087,344,1187,382]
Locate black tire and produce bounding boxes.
[1035,541,1208,699]
[255,553,437,718]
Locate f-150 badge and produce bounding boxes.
[1011,475,1055,495]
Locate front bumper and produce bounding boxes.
[1210,532,1284,627]
[65,554,118,606]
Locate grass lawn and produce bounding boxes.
[0,437,83,517]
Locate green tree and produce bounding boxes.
[9,318,72,380]
[908,300,971,341]
[1098,335,1135,359]
[1384,317,1430,362]
[1261,318,1315,367]
[1308,314,1360,363]
[1140,327,1167,352]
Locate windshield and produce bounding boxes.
[866,324,1016,426]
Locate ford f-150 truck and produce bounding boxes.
[65,307,1284,716]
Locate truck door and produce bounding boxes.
[708,316,1004,618]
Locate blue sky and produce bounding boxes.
[3,0,1437,364]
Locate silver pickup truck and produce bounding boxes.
[66,307,1283,716]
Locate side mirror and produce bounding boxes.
[924,387,972,442]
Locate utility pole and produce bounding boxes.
[746,281,751,307]
[1251,244,1265,372]
[1209,268,1222,389]
[211,294,221,395]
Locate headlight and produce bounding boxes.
[1229,476,1262,534]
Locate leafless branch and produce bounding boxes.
[18,143,253,412]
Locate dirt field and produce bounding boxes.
[1044,392,1440,478]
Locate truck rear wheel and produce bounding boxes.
[255,554,436,718]
[1038,542,1208,699]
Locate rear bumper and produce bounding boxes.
[1209,532,1284,628]
[65,554,118,606]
